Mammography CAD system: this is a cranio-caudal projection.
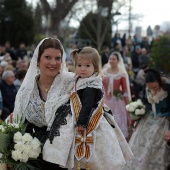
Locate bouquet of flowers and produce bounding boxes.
[113,90,123,100]
[0,119,42,170]
[126,99,146,120]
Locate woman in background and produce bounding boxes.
[102,52,131,139]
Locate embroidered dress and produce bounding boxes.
[102,70,129,138]
[68,74,133,170]
[124,87,170,170]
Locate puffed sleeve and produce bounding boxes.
[76,87,98,128]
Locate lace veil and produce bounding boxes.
[13,37,73,129]
[102,51,131,101]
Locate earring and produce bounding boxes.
[37,66,40,75]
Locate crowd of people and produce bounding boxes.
[0,35,170,170]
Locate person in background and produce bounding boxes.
[102,52,131,140]
[14,69,27,91]
[16,42,27,60]
[5,41,18,61]
[101,45,110,67]
[124,68,170,170]
[0,70,16,119]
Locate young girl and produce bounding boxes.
[69,47,133,170]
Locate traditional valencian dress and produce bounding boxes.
[124,84,170,170]
[67,74,133,170]
[102,70,130,138]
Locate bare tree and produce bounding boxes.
[39,0,79,36]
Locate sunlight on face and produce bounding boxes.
[75,57,95,78]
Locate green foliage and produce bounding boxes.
[78,12,111,49]
[0,0,34,47]
[150,36,170,74]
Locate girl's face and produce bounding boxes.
[75,57,95,78]
[147,81,160,95]
[109,55,119,68]
[38,48,62,78]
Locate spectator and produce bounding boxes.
[0,70,17,116]
[5,41,18,60]
[16,42,27,60]
[138,48,150,68]
[101,46,110,67]
[14,69,27,91]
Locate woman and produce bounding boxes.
[102,52,131,139]
[12,37,75,169]
[124,69,170,170]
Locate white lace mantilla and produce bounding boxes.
[13,72,74,130]
[147,88,168,115]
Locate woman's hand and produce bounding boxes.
[164,130,170,142]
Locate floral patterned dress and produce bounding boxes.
[102,71,129,138]
[123,88,170,170]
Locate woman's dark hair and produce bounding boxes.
[144,68,163,87]
[110,52,119,60]
[16,69,27,80]
[38,38,63,62]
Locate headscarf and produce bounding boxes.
[102,51,131,101]
[13,37,74,130]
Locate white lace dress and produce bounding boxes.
[123,88,170,170]
[48,75,133,170]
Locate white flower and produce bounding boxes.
[137,99,143,105]
[125,104,130,111]
[22,133,33,142]
[140,108,145,115]
[31,137,41,149]
[13,132,23,143]
[14,142,25,151]
[20,153,29,163]
[11,150,22,161]
[25,143,33,152]
[129,106,135,112]
[130,102,137,108]
[0,125,5,132]
[135,109,141,115]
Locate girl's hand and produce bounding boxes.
[164,130,170,141]
[76,126,85,133]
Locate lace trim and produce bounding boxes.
[103,71,127,80]
[48,101,71,144]
[147,88,168,104]
[76,74,102,91]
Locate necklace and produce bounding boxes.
[44,88,49,93]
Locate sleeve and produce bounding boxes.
[77,87,98,128]
[121,76,128,95]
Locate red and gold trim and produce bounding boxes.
[70,90,104,161]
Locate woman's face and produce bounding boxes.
[147,81,160,95]
[109,55,119,68]
[38,48,62,78]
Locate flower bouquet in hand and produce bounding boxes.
[126,99,146,121]
[0,119,42,170]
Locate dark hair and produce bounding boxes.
[38,38,63,62]
[16,69,27,80]
[144,69,163,87]
[110,52,119,61]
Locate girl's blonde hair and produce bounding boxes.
[70,47,101,74]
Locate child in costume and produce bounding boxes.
[69,47,133,170]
